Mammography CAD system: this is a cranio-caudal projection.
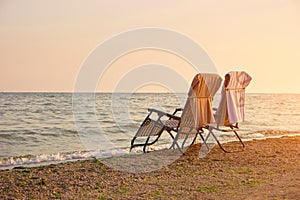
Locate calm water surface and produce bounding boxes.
[1,93,299,168]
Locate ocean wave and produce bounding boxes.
[0,149,129,170]
[1,132,299,171]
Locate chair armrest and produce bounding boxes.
[148,108,181,121]
[172,108,183,115]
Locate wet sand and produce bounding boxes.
[0,136,299,199]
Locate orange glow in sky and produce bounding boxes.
[1,0,300,93]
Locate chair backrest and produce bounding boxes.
[215,71,252,126]
[179,73,222,131]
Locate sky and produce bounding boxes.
[1,0,300,93]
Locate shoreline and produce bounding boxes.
[1,132,300,171]
[1,136,299,199]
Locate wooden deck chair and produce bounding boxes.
[130,73,222,153]
[204,71,252,152]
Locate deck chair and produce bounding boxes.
[130,73,222,153]
[204,71,252,152]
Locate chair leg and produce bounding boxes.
[143,136,151,153]
[168,131,184,154]
[142,132,165,153]
[231,128,245,148]
[204,127,245,153]
[181,128,194,149]
[168,131,176,149]
[169,132,185,154]
[208,129,228,153]
[203,131,212,151]
[198,131,209,150]
[191,129,205,145]
[130,132,164,153]
[130,137,137,152]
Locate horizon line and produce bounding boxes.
[1,91,300,95]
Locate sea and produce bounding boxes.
[1,93,300,169]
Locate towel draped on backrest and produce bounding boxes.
[215,71,252,126]
[180,73,222,130]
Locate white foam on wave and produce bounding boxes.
[241,132,265,139]
[1,133,299,170]
[0,143,175,170]
[0,148,132,170]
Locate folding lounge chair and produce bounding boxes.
[204,71,252,152]
[129,107,181,153]
[130,73,222,153]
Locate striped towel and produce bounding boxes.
[216,71,252,126]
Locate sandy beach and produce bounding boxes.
[0,136,299,199]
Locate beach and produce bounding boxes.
[2,1,300,199]
[0,136,299,199]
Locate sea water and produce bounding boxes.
[1,93,300,169]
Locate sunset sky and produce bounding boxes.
[1,0,300,93]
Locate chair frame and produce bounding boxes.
[130,108,181,153]
[203,123,245,153]
[130,73,223,154]
[203,71,251,153]
[130,107,210,154]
